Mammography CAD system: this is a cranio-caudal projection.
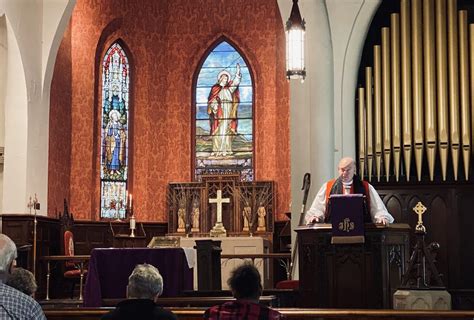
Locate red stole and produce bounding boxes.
[324,179,371,221]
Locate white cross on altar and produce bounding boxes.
[209,190,230,226]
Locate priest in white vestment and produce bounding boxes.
[305,157,394,225]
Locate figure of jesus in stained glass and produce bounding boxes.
[194,41,254,181]
[207,64,241,157]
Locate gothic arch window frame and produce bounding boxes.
[97,39,134,220]
[191,36,256,182]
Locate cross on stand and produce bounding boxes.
[209,190,230,237]
[413,201,427,232]
[400,201,444,289]
[27,194,40,277]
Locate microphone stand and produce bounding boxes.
[289,173,311,280]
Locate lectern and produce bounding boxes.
[296,223,410,308]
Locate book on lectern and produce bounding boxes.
[328,194,365,244]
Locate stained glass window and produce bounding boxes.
[100,42,130,219]
[195,41,254,181]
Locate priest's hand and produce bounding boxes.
[375,217,388,226]
[307,216,321,224]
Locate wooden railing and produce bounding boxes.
[43,307,474,320]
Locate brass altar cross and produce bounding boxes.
[209,190,230,236]
[412,201,427,232]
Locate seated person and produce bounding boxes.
[6,267,38,297]
[0,234,46,319]
[306,156,394,225]
[102,264,176,320]
[204,263,283,320]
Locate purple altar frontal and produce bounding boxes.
[83,247,193,307]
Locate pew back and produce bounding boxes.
[43,308,474,320]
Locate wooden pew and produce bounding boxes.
[102,295,277,307]
[44,308,205,320]
[44,308,474,320]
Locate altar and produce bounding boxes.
[83,248,193,307]
[167,174,276,289]
[181,236,270,289]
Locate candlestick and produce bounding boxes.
[129,214,136,238]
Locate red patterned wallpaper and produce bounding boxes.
[48,23,72,217]
[49,0,290,222]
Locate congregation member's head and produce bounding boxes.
[0,234,45,319]
[228,263,262,303]
[127,264,163,302]
[0,234,17,283]
[205,263,283,320]
[6,267,38,297]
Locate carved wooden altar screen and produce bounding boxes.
[167,174,274,240]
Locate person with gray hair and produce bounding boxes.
[102,263,176,320]
[0,234,46,319]
[305,157,394,225]
[6,267,38,297]
[0,234,17,282]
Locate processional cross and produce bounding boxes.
[27,194,39,277]
[413,201,427,232]
[209,189,230,237]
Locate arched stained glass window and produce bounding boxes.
[100,42,130,219]
[194,41,254,181]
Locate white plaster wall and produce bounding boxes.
[278,0,334,279]
[0,0,73,214]
[3,15,28,214]
[327,0,381,171]
[0,16,6,213]
[42,0,75,89]
[277,0,380,279]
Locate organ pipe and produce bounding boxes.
[382,27,392,182]
[458,10,471,180]
[412,0,424,181]
[374,45,383,182]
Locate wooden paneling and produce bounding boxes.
[72,221,168,254]
[1,214,61,298]
[376,184,474,289]
[1,215,167,299]
[451,289,474,309]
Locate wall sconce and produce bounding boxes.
[286,0,306,81]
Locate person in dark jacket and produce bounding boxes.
[102,263,176,320]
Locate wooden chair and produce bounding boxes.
[63,230,88,299]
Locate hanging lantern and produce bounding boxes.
[286,0,306,81]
